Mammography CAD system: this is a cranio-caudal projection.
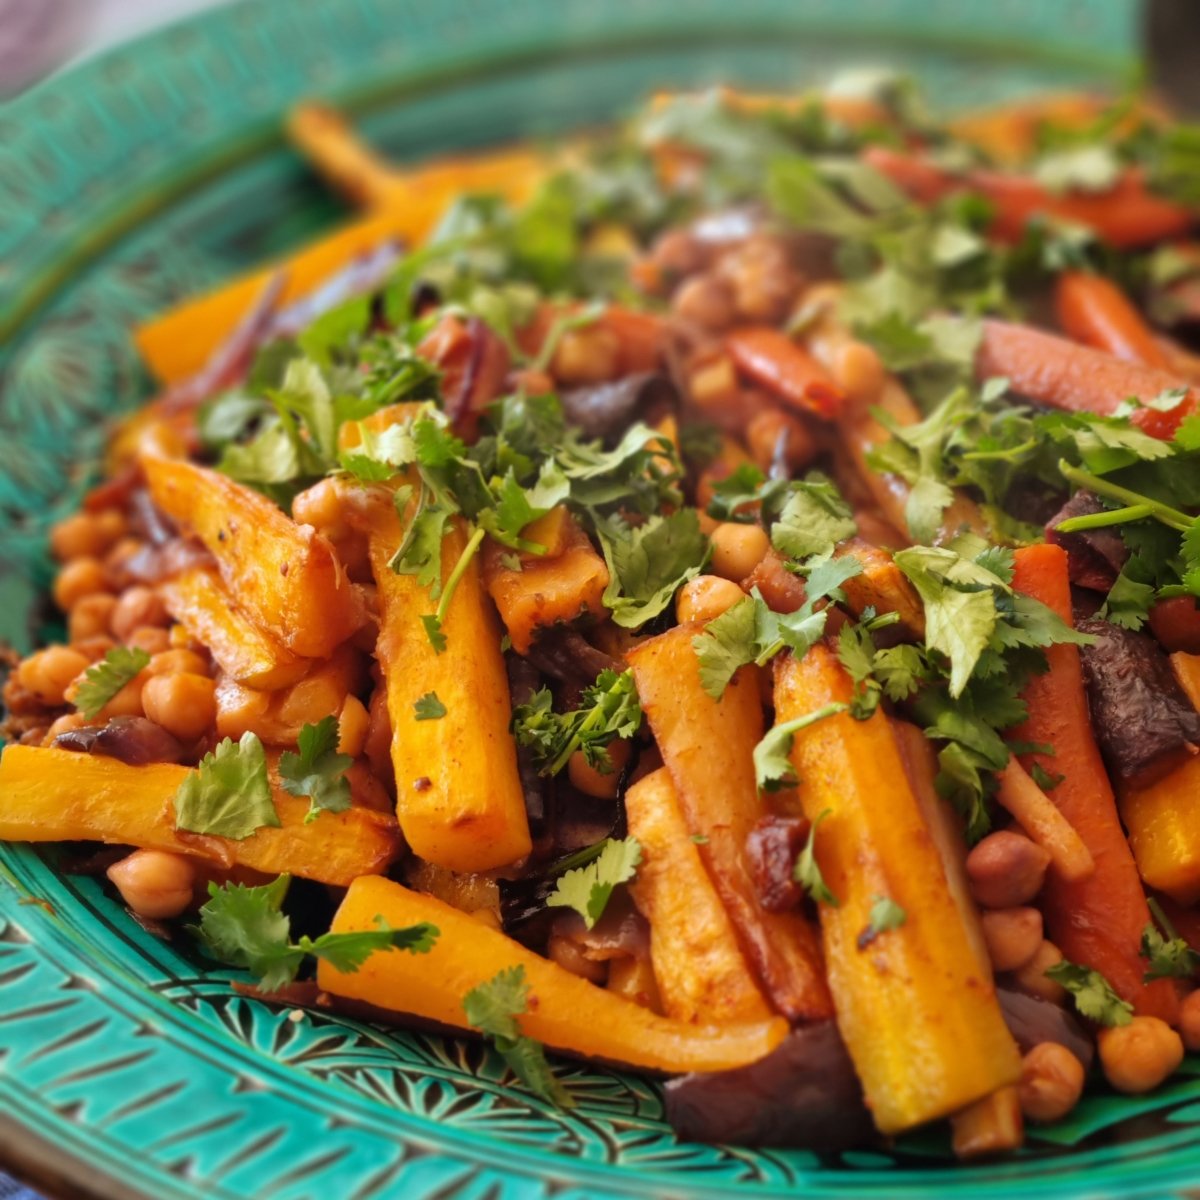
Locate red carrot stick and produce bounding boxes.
[1010,543,1180,1024]
[1055,272,1172,368]
[864,147,1194,250]
[726,326,846,419]
[976,318,1197,439]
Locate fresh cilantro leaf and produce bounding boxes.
[174,732,278,840]
[793,809,838,906]
[511,668,642,776]
[1101,557,1157,631]
[194,874,437,991]
[421,613,448,653]
[597,509,709,628]
[836,622,883,720]
[872,643,927,701]
[414,692,447,721]
[463,965,572,1108]
[1029,761,1065,793]
[72,646,150,720]
[692,594,760,699]
[1141,899,1200,982]
[859,894,906,947]
[546,837,642,929]
[895,545,1001,696]
[753,702,848,792]
[278,717,353,822]
[771,475,857,560]
[1045,960,1133,1027]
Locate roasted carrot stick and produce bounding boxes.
[865,147,1194,249]
[726,326,846,419]
[1009,543,1179,1023]
[994,760,1094,884]
[976,319,1197,439]
[1055,272,1172,368]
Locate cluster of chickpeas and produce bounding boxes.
[965,828,1197,1116]
[5,506,230,920]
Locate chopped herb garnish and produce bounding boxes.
[413,692,448,721]
[72,646,150,720]
[278,717,353,823]
[546,837,642,929]
[1046,959,1134,1027]
[174,731,278,841]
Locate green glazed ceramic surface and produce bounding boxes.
[5,2,1200,1197]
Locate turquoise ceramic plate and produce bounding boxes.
[5,2,1200,1197]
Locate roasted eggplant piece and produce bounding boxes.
[1077,617,1200,787]
[1046,491,1129,592]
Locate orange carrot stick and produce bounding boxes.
[1009,543,1179,1024]
[994,760,1094,883]
[976,318,1197,440]
[864,147,1194,250]
[1055,272,1172,368]
[726,326,846,419]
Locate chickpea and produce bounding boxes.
[16,646,90,706]
[68,593,117,642]
[43,712,88,744]
[676,575,747,624]
[509,367,555,396]
[833,340,886,405]
[746,408,817,472]
[709,522,770,582]
[126,626,173,656]
[552,327,621,386]
[981,907,1044,972]
[147,649,210,677]
[110,586,169,642]
[53,557,109,611]
[1098,1017,1184,1094]
[688,355,740,411]
[1012,940,1068,1005]
[966,830,1050,908]
[96,676,146,719]
[649,228,707,281]
[292,478,349,538]
[93,508,127,548]
[1019,1043,1086,1123]
[696,509,720,537]
[338,694,370,759]
[142,672,217,742]
[568,740,632,800]
[717,234,801,324]
[671,274,735,330]
[72,635,116,662]
[547,933,607,984]
[107,849,196,920]
[1180,989,1200,1053]
[50,512,108,561]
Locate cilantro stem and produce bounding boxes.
[547,673,623,775]
[1055,503,1155,533]
[435,526,487,626]
[1058,460,1193,533]
[531,302,606,373]
[1148,896,1181,943]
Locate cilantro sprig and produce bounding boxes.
[278,717,353,823]
[512,668,642,777]
[463,965,572,1108]
[1141,898,1200,982]
[1046,959,1133,1027]
[72,646,150,720]
[546,837,642,929]
[194,874,438,991]
[793,809,838,906]
[174,731,279,841]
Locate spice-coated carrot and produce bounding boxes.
[1009,543,1179,1024]
[976,319,1197,440]
[864,146,1194,249]
[994,760,1094,883]
[1055,272,1172,368]
[727,326,846,419]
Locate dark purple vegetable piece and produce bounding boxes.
[1046,491,1129,592]
[268,241,402,337]
[160,272,286,413]
[1076,617,1200,787]
[746,815,809,912]
[526,629,620,688]
[560,373,678,444]
[997,987,1094,1070]
[664,1021,875,1150]
[56,717,185,766]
